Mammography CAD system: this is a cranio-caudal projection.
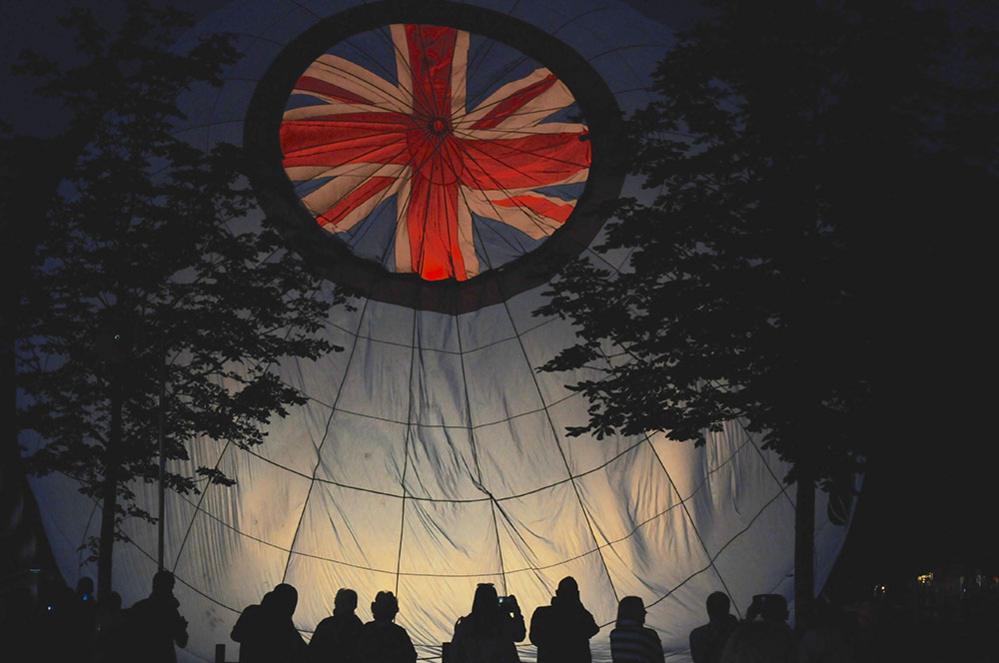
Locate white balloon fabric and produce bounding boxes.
[27,1,853,661]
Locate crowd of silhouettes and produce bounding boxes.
[6,569,995,662]
[0,570,187,663]
[707,593,794,663]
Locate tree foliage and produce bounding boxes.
[537,1,997,490]
[14,3,346,545]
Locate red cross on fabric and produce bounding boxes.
[280,24,591,281]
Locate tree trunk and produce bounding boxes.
[98,374,122,600]
[157,352,166,570]
[794,470,816,631]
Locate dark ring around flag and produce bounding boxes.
[244,0,625,313]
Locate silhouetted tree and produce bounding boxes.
[537,0,997,624]
[13,3,345,599]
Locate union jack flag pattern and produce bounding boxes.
[280,24,592,281]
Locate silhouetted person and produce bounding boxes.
[718,594,794,663]
[450,582,525,663]
[529,576,600,663]
[689,592,738,663]
[610,596,664,663]
[309,588,364,663]
[355,591,417,663]
[69,576,98,657]
[126,570,189,663]
[271,583,307,662]
[233,590,273,663]
[95,591,127,663]
[233,584,307,663]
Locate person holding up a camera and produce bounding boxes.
[449,583,526,663]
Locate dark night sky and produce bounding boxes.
[4,0,994,596]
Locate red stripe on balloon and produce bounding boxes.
[471,74,558,130]
[458,132,591,191]
[281,113,411,168]
[405,24,456,119]
[405,172,466,281]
